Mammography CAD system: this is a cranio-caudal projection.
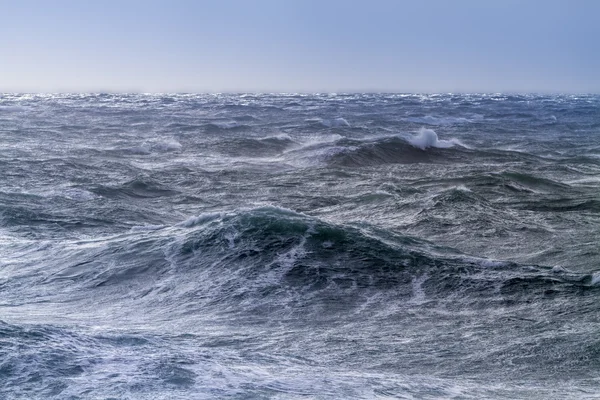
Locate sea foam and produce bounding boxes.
[311,117,351,128]
[408,128,460,150]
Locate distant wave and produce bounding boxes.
[404,115,480,125]
[328,130,466,167]
[2,92,600,399]
[112,139,183,155]
[408,128,463,150]
[91,178,179,199]
[306,117,351,128]
[217,134,298,157]
[204,121,251,132]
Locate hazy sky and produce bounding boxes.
[2,0,599,93]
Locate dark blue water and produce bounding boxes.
[1,93,599,399]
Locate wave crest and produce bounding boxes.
[408,128,462,150]
[18,206,597,322]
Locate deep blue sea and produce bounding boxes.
[1,93,599,399]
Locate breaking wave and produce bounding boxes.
[408,128,463,150]
[6,206,594,324]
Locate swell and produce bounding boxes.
[514,197,600,213]
[325,135,552,168]
[90,178,179,199]
[202,122,252,132]
[216,135,297,157]
[7,207,598,321]
[327,137,469,167]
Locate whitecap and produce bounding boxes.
[153,139,182,152]
[309,117,351,128]
[60,188,98,201]
[40,187,98,201]
[130,224,165,232]
[275,238,307,271]
[552,265,567,273]
[591,272,600,286]
[125,139,182,154]
[127,143,152,154]
[291,133,344,150]
[408,128,462,150]
[462,257,509,268]
[326,117,351,128]
[178,212,225,228]
[410,274,428,303]
[261,133,293,141]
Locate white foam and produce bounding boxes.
[126,139,182,154]
[36,187,98,201]
[408,128,461,150]
[463,257,509,268]
[129,224,165,232]
[410,274,428,303]
[154,139,182,152]
[454,185,472,193]
[566,177,600,185]
[282,134,345,164]
[321,240,334,249]
[275,236,307,271]
[313,117,351,128]
[297,133,344,148]
[591,272,600,286]
[260,133,294,142]
[214,121,241,129]
[179,212,224,228]
[478,259,508,268]
[64,188,98,201]
[127,143,152,154]
[552,265,568,273]
[224,230,239,249]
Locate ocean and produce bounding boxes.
[0,93,599,399]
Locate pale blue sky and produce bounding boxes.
[1,0,599,92]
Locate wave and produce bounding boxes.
[439,171,574,195]
[408,128,463,150]
[327,132,467,167]
[0,203,118,237]
[203,121,251,132]
[215,133,350,167]
[110,139,183,155]
[233,114,259,122]
[15,206,597,322]
[427,185,489,206]
[153,139,183,152]
[282,134,346,159]
[516,198,600,213]
[91,178,179,199]
[164,122,205,132]
[404,115,479,125]
[218,134,297,157]
[306,117,351,128]
[496,171,571,193]
[324,131,553,168]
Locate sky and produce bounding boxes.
[1,0,599,93]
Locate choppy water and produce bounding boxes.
[1,93,599,399]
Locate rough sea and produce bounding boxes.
[1,93,599,399]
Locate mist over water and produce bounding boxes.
[1,93,599,399]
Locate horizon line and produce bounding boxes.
[2,91,599,96]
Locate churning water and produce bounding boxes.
[1,93,599,399]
